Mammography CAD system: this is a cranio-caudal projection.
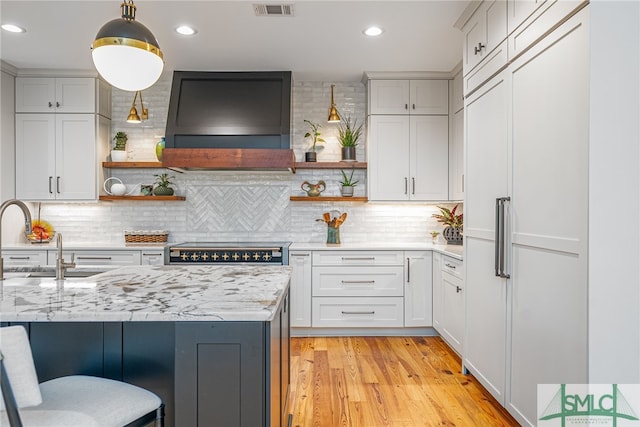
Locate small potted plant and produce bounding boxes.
[337,115,363,162]
[111,131,128,162]
[303,119,325,162]
[153,173,175,196]
[339,169,359,197]
[432,205,463,245]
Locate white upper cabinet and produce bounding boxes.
[368,115,448,201]
[369,80,448,115]
[461,0,508,75]
[16,77,111,118]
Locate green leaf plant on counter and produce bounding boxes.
[432,204,463,229]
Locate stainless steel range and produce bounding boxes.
[165,242,291,265]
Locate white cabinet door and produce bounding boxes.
[312,266,404,297]
[404,251,432,327]
[368,80,410,114]
[15,114,57,200]
[368,115,410,201]
[411,115,448,201]
[431,252,443,332]
[449,109,464,201]
[463,68,509,404]
[16,77,95,113]
[55,115,96,200]
[506,9,588,425]
[289,251,312,327]
[441,270,464,354]
[462,0,508,75]
[410,80,449,115]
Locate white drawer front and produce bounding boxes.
[2,251,47,266]
[141,251,165,265]
[52,250,141,266]
[442,256,463,279]
[312,266,404,297]
[312,251,403,266]
[312,297,404,327]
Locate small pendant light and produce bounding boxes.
[328,84,341,123]
[126,90,148,123]
[91,1,164,91]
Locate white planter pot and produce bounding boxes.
[111,150,127,162]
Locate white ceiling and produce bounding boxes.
[0,1,468,82]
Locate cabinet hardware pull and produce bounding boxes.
[341,257,375,261]
[341,311,375,315]
[407,257,411,282]
[412,177,415,195]
[445,263,456,269]
[9,256,30,260]
[291,254,310,257]
[474,42,485,54]
[76,256,112,260]
[341,280,375,284]
[56,176,61,194]
[412,104,416,110]
[404,103,408,110]
[404,177,408,195]
[56,101,60,108]
[48,102,53,108]
[456,286,462,293]
[142,253,163,256]
[494,197,511,278]
[49,176,53,194]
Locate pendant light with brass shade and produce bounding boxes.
[91,1,164,91]
[327,84,341,123]
[126,90,148,123]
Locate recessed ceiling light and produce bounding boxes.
[2,24,26,33]
[363,26,384,37]
[176,25,197,36]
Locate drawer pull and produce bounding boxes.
[456,286,462,293]
[76,256,113,260]
[142,253,163,256]
[444,263,457,269]
[291,253,310,257]
[341,257,375,261]
[8,256,31,260]
[341,280,375,284]
[341,311,375,315]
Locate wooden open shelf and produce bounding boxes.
[99,195,186,201]
[290,196,368,202]
[103,161,164,168]
[295,162,367,170]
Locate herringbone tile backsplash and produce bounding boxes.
[15,77,459,245]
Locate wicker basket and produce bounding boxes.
[124,230,168,245]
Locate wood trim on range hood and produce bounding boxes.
[162,148,296,173]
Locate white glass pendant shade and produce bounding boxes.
[91,3,164,91]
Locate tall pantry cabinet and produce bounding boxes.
[460,2,589,426]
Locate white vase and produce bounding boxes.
[111,150,127,162]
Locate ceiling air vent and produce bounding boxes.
[253,4,294,17]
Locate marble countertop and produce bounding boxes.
[289,242,463,260]
[0,265,291,323]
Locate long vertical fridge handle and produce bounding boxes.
[495,197,511,278]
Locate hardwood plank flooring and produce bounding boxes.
[288,336,519,427]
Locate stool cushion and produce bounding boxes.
[1,375,161,427]
[0,326,42,410]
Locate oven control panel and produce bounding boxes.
[167,247,284,264]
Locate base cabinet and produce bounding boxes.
[433,254,465,355]
[5,297,290,427]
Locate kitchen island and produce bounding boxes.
[0,265,292,427]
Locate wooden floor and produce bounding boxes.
[288,336,519,427]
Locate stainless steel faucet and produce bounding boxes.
[56,232,76,280]
[0,199,33,281]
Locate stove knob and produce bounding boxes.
[263,253,272,261]
[222,252,230,261]
[253,252,261,261]
[242,252,251,261]
[212,253,220,261]
[232,252,240,261]
[181,252,189,261]
[202,252,210,261]
[191,252,200,261]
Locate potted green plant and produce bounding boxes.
[153,173,175,196]
[303,120,325,162]
[111,131,128,162]
[337,115,363,162]
[339,169,359,197]
[432,205,463,245]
